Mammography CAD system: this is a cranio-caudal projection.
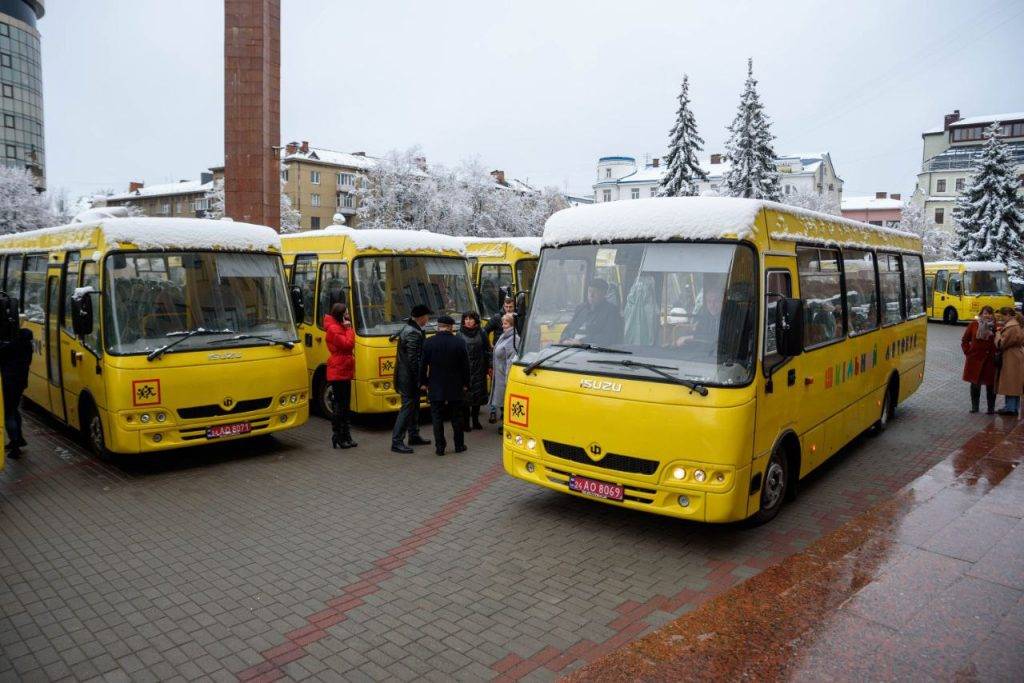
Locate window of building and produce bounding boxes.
[191,198,209,212]
[936,179,946,192]
[602,189,611,202]
[902,254,925,317]
[869,220,883,226]
[650,187,658,197]
[878,253,904,325]
[934,208,944,224]
[1013,122,1024,137]
[1,84,11,98]
[340,193,354,208]
[605,168,612,178]
[828,183,834,191]
[0,53,10,68]
[843,249,878,334]
[955,178,964,192]
[339,172,354,186]
[5,144,15,158]
[310,170,320,184]
[281,169,288,182]
[310,216,321,230]
[159,202,171,215]
[311,193,321,207]
[3,114,12,129]
[0,23,8,37]
[797,246,845,347]
[631,187,640,199]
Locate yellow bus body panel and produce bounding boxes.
[503,204,927,523]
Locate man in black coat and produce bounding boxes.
[419,315,470,456]
[560,279,623,347]
[483,296,517,345]
[0,326,33,459]
[391,304,433,454]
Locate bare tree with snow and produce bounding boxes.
[900,200,951,261]
[0,166,54,233]
[723,59,782,201]
[781,189,840,216]
[659,75,708,197]
[204,177,300,232]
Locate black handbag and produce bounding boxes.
[993,351,1003,369]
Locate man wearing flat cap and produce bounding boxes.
[391,304,433,453]
[419,315,470,456]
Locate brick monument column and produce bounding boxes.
[224,0,281,230]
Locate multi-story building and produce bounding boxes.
[593,152,843,207]
[279,141,377,230]
[101,174,216,217]
[840,192,902,228]
[0,0,45,190]
[913,110,1024,233]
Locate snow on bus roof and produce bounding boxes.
[313,227,466,254]
[0,217,282,252]
[460,236,542,256]
[927,260,1007,271]
[543,197,917,247]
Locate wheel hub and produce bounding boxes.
[763,461,785,509]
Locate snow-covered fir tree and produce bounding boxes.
[280,188,301,233]
[723,59,782,201]
[0,166,54,233]
[659,75,707,197]
[952,122,1024,280]
[900,200,951,261]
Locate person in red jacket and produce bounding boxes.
[962,305,998,414]
[325,302,357,448]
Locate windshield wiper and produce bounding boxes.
[147,328,234,361]
[587,359,709,396]
[210,334,294,350]
[523,342,631,375]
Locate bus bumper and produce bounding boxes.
[502,443,752,523]
[352,379,434,414]
[106,406,309,454]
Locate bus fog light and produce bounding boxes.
[694,469,706,482]
[382,382,391,390]
[156,413,166,423]
[505,431,512,440]
[526,462,535,473]
[514,435,523,446]
[672,467,686,480]
[279,415,287,423]
[140,413,151,424]
[152,433,162,443]
[677,495,690,508]
[526,438,536,450]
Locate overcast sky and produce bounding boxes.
[42,0,1023,201]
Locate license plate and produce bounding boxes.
[568,475,624,501]
[206,422,252,439]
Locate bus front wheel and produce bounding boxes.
[943,307,958,324]
[750,446,789,525]
[81,403,113,461]
[313,371,336,420]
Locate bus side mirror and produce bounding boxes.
[775,298,804,357]
[515,291,528,318]
[290,286,305,323]
[72,293,94,338]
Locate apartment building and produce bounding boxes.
[841,192,902,228]
[102,174,215,217]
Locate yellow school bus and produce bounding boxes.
[281,228,477,417]
[461,238,541,319]
[924,261,1014,323]
[504,198,927,524]
[0,217,309,457]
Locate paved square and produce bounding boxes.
[0,324,997,681]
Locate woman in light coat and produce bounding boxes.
[995,307,1024,417]
[488,313,517,425]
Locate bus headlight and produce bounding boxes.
[290,394,298,404]
[693,469,706,483]
[140,413,151,424]
[526,438,536,451]
[514,435,523,447]
[279,396,287,406]
[525,462,535,473]
[156,413,166,423]
[672,467,686,480]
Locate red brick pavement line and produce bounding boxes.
[235,462,506,682]
[490,418,1018,681]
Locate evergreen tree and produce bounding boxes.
[723,59,782,201]
[952,122,1024,280]
[659,75,707,197]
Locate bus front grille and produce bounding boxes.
[542,440,659,476]
[177,398,273,420]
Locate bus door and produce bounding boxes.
[754,260,802,471]
[931,269,948,318]
[60,253,92,429]
[45,271,66,421]
[291,254,318,351]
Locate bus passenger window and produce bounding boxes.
[902,255,925,317]
[797,247,845,347]
[879,253,905,324]
[291,255,317,325]
[843,249,878,334]
[317,263,349,326]
[22,254,48,323]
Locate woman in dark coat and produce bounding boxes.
[458,311,491,431]
[961,305,998,414]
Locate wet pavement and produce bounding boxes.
[0,323,1021,682]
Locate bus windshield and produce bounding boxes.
[104,251,294,355]
[352,255,474,336]
[520,242,757,387]
[964,270,1011,295]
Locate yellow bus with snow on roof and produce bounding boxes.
[924,261,1014,323]
[0,216,309,457]
[282,228,477,417]
[504,198,926,524]
[461,237,541,319]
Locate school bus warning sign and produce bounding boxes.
[132,379,161,406]
[508,394,529,427]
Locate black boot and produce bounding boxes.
[331,430,343,448]
[339,422,357,449]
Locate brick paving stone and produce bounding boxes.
[0,324,1007,680]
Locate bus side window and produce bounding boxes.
[22,254,48,324]
[947,272,962,296]
[62,251,81,334]
[796,246,845,348]
[317,262,349,327]
[879,253,905,325]
[291,254,317,326]
[934,270,948,295]
[80,261,102,356]
[902,254,925,317]
[5,253,24,311]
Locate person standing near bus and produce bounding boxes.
[391,304,433,453]
[419,315,470,456]
[488,313,518,425]
[324,302,357,449]
[458,311,490,431]
[0,325,33,459]
[961,306,998,414]
[484,296,517,345]
[995,307,1024,417]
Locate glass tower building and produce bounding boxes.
[0,0,43,190]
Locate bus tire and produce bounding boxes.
[943,307,958,324]
[80,400,114,462]
[872,378,898,434]
[749,445,789,526]
[313,368,336,420]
